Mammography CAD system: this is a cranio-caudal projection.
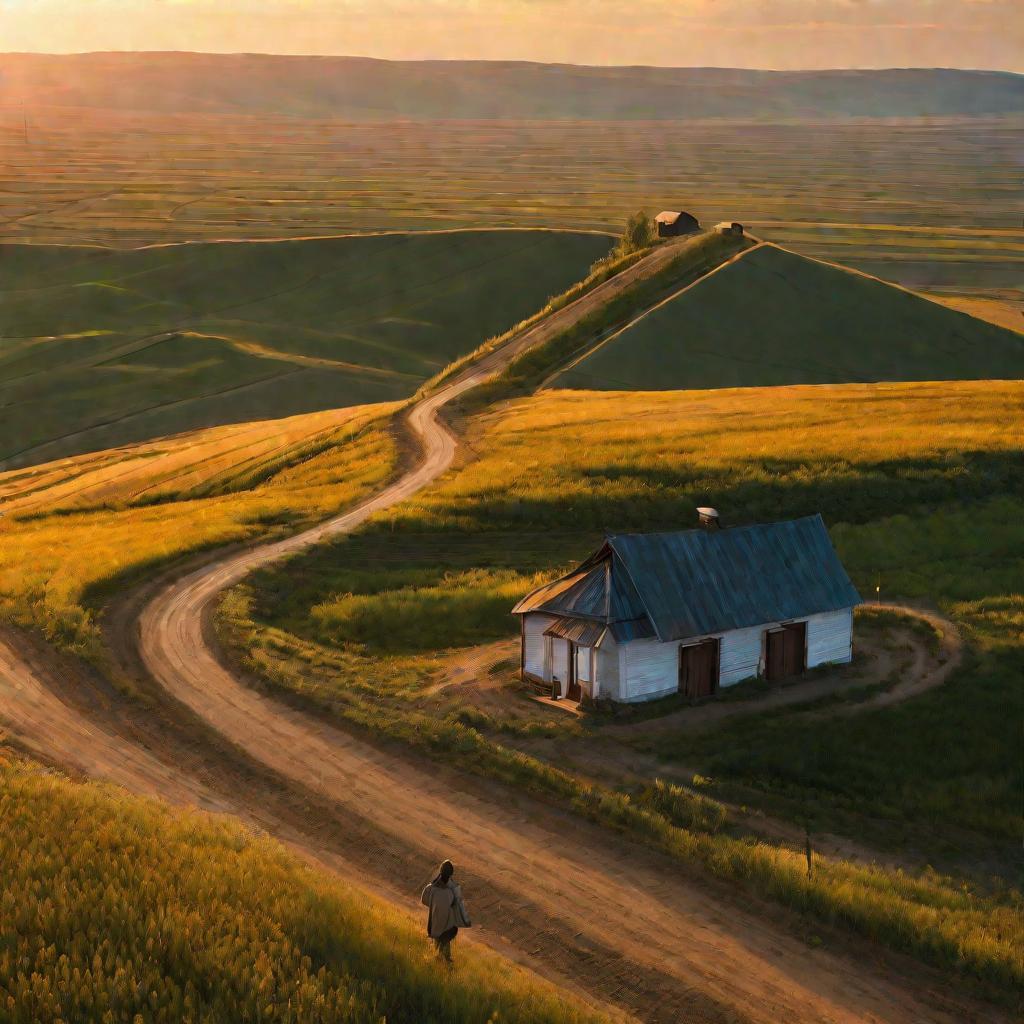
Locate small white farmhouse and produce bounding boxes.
[513,512,861,704]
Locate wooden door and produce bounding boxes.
[784,622,807,677]
[765,629,786,681]
[566,642,583,702]
[765,623,806,681]
[678,639,719,698]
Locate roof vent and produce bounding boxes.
[697,507,720,530]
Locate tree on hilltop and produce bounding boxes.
[619,210,655,254]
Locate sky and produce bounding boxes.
[0,0,1020,72]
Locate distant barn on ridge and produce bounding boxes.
[655,210,700,238]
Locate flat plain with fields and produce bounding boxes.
[2,105,1020,300]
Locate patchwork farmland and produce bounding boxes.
[1,106,1021,301]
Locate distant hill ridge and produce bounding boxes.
[554,242,1024,392]
[1,52,1021,120]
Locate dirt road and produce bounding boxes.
[0,241,1001,1024]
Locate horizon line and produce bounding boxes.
[1,50,1020,76]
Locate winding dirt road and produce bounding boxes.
[0,241,1003,1024]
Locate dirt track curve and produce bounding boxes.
[0,241,1003,1024]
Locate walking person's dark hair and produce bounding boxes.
[421,858,469,965]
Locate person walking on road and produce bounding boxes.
[421,859,471,963]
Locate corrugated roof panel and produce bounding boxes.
[609,514,861,641]
[512,564,608,618]
[609,553,649,623]
[511,567,592,614]
[608,618,657,643]
[544,618,607,647]
[514,551,656,630]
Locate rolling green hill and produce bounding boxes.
[3,53,1021,120]
[0,229,609,468]
[553,244,1024,392]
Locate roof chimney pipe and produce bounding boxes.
[697,507,721,530]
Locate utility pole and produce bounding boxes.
[22,103,29,146]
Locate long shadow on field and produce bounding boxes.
[379,448,1024,537]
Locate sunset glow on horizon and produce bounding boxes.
[1,0,1020,72]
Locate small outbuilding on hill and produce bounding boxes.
[513,512,860,704]
[655,210,700,237]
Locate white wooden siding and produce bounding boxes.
[551,638,571,695]
[577,646,597,700]
[615,607,855,700]
[525,605,855,702]
[576,645,592,682]
[619,638,679,703]
[718,625,764,687]
[807,608,854,668]
[523,613,555,679]
[595,632,620,701]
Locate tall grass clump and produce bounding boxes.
[0,755,610,1024]
[636,779,728,834]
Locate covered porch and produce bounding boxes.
[522,614,609,705]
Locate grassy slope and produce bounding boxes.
[0,753,608,1024]
[0,230,609,467]
[460,231,748,412]
[222,381,1024,996]
[554,245,1024,391]
[0,402,401,657]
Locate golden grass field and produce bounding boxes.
[392,380,1024,533]
[0,402,400,656]
[0,751,610,1024]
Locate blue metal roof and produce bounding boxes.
[607,515,861,641]
[514,514,860,644]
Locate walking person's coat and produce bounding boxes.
[421,860,471,961]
